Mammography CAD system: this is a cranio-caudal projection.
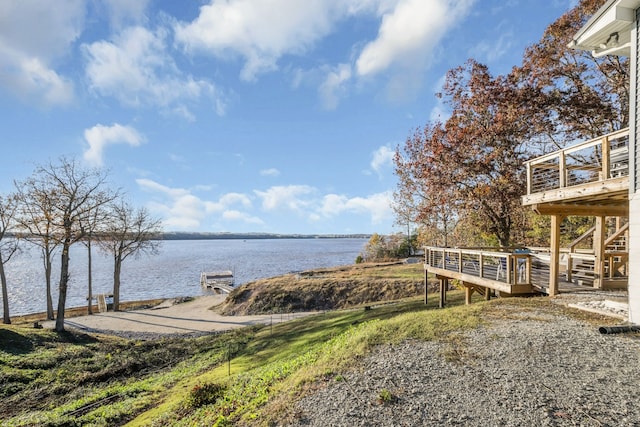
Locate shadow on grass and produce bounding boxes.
[0,326,99,356]
[0,329,35,355]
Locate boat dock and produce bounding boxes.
[200,271,235,293]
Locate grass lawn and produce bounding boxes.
[1,263,611,426]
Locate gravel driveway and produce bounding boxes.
[291,302,640,426]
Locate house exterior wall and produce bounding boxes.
[629,10,640,324]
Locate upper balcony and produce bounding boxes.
[522,128,630,217]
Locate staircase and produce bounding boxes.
[567,229,628,287]
[569,258,595,286]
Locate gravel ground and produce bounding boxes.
[290,303,640,427]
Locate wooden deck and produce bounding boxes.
[424,246,625,305]
[520,128,630,295]
[422,129,630,304]
[424,246,534,296]
[522,128,629,216]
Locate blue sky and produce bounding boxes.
[0,0,577,235]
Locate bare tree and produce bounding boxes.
[0,194,19,324]
[14,176,61,320]
[99,200,162,311]
[25,157,115,332]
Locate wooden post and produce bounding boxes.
[424,267,428,305]
[484,287,491,301]
[602,136,610,180]
[549,214,563,296]
[558,151,566,188]
[464,283,472,305]
[593,216,606,289]
[439,278,446,308]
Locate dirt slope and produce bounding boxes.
[218,262,430,315]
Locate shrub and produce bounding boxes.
[186,382,226,408]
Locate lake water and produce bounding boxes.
[3,238,367,316]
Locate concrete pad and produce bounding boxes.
[43,295,316,336]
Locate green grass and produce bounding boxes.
[128,292,483,426]
[1,280,611,426]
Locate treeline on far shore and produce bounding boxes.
[2,231,372,241]
[161,232,371,240]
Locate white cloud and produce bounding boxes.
[472,29,513,63]
[254,185,316,212]
[137,178,257,230]
[83,123,145,166]
[260,168,281,177]
[0,0,83,106]
[370,145,395,176]
[83,26,225,117]
[429,74,450,122]
[103,0,149,29]
[175,0,343,81]
[356,0,474,78]
[320,191,393,224]
[222,210,264,225]
[319,63,352,110]
[218,193,252,209]
[173,0,475,107]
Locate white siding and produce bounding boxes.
[629,13,640,324]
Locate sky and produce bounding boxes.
[0,0,579,235]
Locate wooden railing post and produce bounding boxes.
[602,136,610,180]
[558,151,566,188]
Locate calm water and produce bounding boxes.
[4,238,367,316]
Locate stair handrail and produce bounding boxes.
[604,222,629,249]
[568,226,596,253]
[565,225,595,282]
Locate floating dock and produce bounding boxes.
[200,271,235,293]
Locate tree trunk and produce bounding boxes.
[45,251,54,320]
[113,254,121,311]
[87,239,93,315]
[55,242,71,332]
[0,258,11,324]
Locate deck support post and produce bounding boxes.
[484,287,491,301]
[549,214,564,296]
[464,283,472,305]
[593,216,606,289]
[439,277,447,308]
[424,267,428,305]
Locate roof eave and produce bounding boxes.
[569,0,640,57]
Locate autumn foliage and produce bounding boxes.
[394,0,627,248]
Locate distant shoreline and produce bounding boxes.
[160,232,371,240]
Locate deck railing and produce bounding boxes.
[424,246,531,286]
[524,128,629,195]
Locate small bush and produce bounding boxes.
[186,382,226,408]
[377,388,397,405]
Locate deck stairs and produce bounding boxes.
[568,233,627,287]
[570,258,596,286]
